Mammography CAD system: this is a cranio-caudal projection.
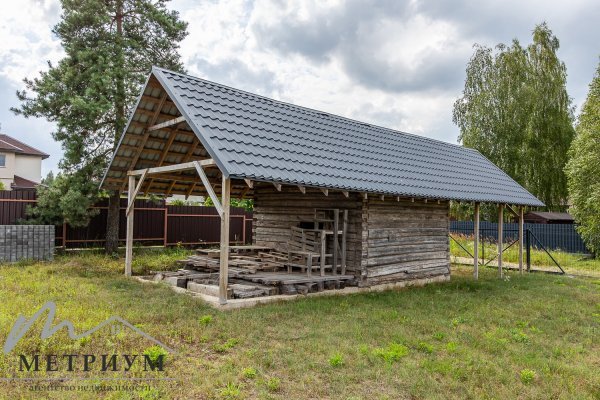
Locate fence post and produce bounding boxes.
[526,229,531,272]
[163,207,168,247]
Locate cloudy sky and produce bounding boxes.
[0,0,598,176]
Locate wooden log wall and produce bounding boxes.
[363,197,450,285]
[253,185,450,286]
[252,185,364,274]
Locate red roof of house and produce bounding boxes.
[0,134,49,159]
[11,175,39,189]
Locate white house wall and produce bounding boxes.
[0,152,16,188]
[14,154,42,183]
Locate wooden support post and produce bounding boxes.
[219,176,231,305]
[474,202,480,280]
[518,205,524,274]
[125,175,135,277]
[333,209,339,275]
[320,232,326,276]
[498,203,504,278]
[341,209,348,275]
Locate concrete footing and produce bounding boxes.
[135,274,450,310]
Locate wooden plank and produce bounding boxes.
[474,202,480,279]
[219,176,231,304]
[128,159,215,176]
[147,116,186,132]
[125,92,168,187]
[498,204,504,278]
[125,175,135,277]
[126,169,148,216]
[341,209,348,275]
[194,161,223,217]
[518,205,524,274]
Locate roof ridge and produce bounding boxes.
[0,133,50,157]
[151,66,473,152]
[0,138,23,151]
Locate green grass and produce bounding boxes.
[0,250,598,399]
[450,234,600,276]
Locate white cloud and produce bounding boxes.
[1,0,599,174]
[0,0,62,82]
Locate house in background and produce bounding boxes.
[0,133,49,190]
[522,211,574,224]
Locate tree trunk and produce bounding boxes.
[105,0,125,254]
[105,190,121,253]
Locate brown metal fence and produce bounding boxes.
[0,191,252,248]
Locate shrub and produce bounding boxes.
[510,329,530,343]
[213,338,239,353]
[265,377,281,392]
[143,345,168,364]
[520,369,536,384]
[242,367,257,379]
[446,342,458,353]
[373,343,409,363]
[199,315,213,325]
[329,354,344,367]
[417,342,434,354]
[218,382,242,399]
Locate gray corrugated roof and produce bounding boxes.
[105,66,544,206]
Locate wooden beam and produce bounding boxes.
[194,161,223,217]
[147,116,186,132]
[474,202,480,280]
[396,196,400,202]
[518,206,524,274]
[321,188,328,196]
[165,180,177,197]
[145,124,186,194]
[244,179,253,189]
[498,204,504,278]
[128,159,215,176]
[363,193,368,200]
[424,199,428,203]
[125,175,135,277]
[411,198,415,202]
[342,191,349,198]
[273,182,282,191]
[297,185,306,194]
[126,169,148,216]
[219,176,231,305]
[505,205,519,218]
[380,194,385,201]
[123,92,168,190]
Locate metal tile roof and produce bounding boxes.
[104,67,544,206]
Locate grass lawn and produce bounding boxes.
[0,249,598,399]
[450,234,600,277]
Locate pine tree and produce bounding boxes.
[453,23,575,212]
[565,60,600,255]
[12,0,188,252]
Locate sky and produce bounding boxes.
[0,0,598,177]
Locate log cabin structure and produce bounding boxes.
[100,67,544,305]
